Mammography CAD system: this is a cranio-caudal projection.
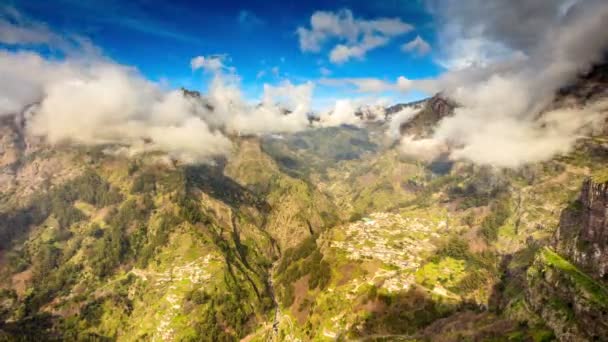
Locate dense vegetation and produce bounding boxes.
[275,236,331,307]
[0,162,277,340]
[1,97,607,340]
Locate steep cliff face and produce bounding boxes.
[526,177,608,341]
[556,178,608,279]
[527,247,608,341]
[398,94,456,138]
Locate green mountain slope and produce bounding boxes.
[0,64,607,341]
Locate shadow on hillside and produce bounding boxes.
[347,287,460,339]
[347,234,557,341]
[349,284,551,342]
[0,313,114,341]
[184,162,270,213]
[260,125,378,179]
[0,204,47,250]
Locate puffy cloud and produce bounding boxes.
[0,7,324,165]
[318,100,359,127]
[396,76,413,91]
[399,135,447,161]
[2,48,325,162]
[395,0,608,167]
[326,0,608,168]
[319,67,332,76]
[0,6,61,46]
[319,76,413,93]
[0,51,75,116]
[428,0,569,67]
[401,35,431,56]
[329,35,388,64]
[254,65,280,80]
[297,9,413,63]
[190,55,236,74]
[385,107,420,142]
[190,55,230,73]
[7,54,234,163]
[317,98,388,127]
[203,75,314,135]
[429,100,608,167]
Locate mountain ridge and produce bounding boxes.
[0,60,607,341]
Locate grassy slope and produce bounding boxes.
[1,123,607,340]
[0,151,279,340]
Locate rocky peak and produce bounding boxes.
[0,115,23,169]
[580,178,608,241]
[398,94,456,137]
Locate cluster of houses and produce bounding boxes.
[332,212,442,270]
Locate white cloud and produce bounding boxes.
[318,100,359,127]
[329,34,388,64]
[0,8,323,164]
[0,18,57,46]
[399,135,447,161]
[208,76,314,135]
[190,55,228,73]
[386,107,420,142]
[238,10,263,28]
[320,0,608,168]
[319,67,332,76]
[317,0,608,168]
[271,66,280,77]
[255,65,281,80]
[401,35,431,56]
[316,97,388,127]
[319,76,413,93]
[0,5,99,54]
[3,47,324,162]
[0,52,234,162]
[0,6,60,46]
[297,9,413,63]
[394,0,608,167]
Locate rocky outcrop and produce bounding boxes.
[394,94,456,138]
[556,178,608,280]
[526,177,608,341]
[0,116,24,169]
[526,248,608,342]
[554,61,608,108]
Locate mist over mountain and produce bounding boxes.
[0,1,608,341]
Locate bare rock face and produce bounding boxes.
[0,114,82,205]
[0,116,24,169]
[525,178,608,341]
[526,248,608,342]
[398,94,456,138]
[556,178,608,280]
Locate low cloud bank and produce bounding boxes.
[6,2,606,167]
[0,50,372,163]
[385,106,420,142]
[204,75,314,135]
[394,0,608,167]
[0,51,232,163]
[0,5,381,163]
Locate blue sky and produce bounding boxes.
[5,0,443,106]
